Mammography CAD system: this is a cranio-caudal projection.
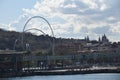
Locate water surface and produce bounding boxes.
[1,73,120,80]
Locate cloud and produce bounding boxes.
[9,14,29,32]
[1,0,120,41]
[92,26,110,34]
[0,23,15,31]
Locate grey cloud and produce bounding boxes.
[59,0,90,14]
[10,15,29,31]
[80,27,89,33]
[90,0,120,21]
[92,26,110,34]
[59,7,79,14]
[62,0,88,9]
[59,0,120,21]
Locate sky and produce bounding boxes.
[0,0,120,42]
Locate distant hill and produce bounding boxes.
[0,29,85,55]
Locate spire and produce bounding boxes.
[98,36,101,42]
[102,34,109,43]
[85,36,89,42]
[84,36,87,41]
[87,36,89,41]
[103,34,106,38]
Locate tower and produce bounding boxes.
[85,36,89,42]
[101,34,109,43]
[98,36,101,43]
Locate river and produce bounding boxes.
[1,73,120,80]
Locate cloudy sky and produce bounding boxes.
[0,0,120,41]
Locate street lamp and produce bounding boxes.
[13,39,18,50]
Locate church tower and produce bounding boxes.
[98,36,101,43]
[85,36,89,42]
[101,34,109,43]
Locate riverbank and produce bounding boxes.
[1,67,120,78]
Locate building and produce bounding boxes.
[100,34,109,43]
[0,50,24,76]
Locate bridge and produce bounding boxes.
[0,50,120,77]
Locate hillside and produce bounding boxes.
[0,29,85,55]
[0,29,120,55]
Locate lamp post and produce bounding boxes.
[13,39,18,50]
[13,39,18,74]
